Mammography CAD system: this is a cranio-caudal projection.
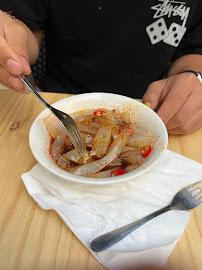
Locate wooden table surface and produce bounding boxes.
[0,90,202,270]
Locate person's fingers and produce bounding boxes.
[156,74,197,125]
[0,13,31,93]
[166,83,202,130]
[0,11,31,76]
[0,63,25,89]
[142,78,174,110]
[142,81,163,110]
[5,19,31,75]
[0,33,24,75]
[168,106,202,134]
[0,64,29,93]
[0,78,27,94]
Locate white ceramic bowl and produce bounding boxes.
[29,92,168,185]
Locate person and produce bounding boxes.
[0,0,202,135]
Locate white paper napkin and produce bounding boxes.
[21,150,202,269]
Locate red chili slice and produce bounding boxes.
[140,145,152,157]
[126,127,133,135]
[109,141,113,147]
[111,168,125,177]
[93,110,103,116]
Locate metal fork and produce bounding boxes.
[90,180,202,252]
[19,75,86,155]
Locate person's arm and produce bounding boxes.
[0,10,42,93]
[167,54,202,76]
[142,54,202,134]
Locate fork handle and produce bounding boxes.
[19,76,66,120]
[90,205,171,252]
[19,76,51,110]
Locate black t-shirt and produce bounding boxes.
[1,0,202,98]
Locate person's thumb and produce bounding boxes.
[142,79,167,110]
[3,15,31,75]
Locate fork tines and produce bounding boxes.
[186,181,202,192]
[66,116,86,154]
[68,127,86,155]
[54,109,86,156]
[187,181,202,203]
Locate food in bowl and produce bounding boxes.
[44,108,157,178]
[29,93,168,184]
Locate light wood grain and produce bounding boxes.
[0,90,201,270]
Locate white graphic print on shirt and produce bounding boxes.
[146,0,190,47]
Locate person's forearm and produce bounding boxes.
[16,19,42,65]
[167,54,202,77]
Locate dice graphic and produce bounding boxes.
[146,18,169,45]
[163,23,186,47]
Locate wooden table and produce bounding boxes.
[0,90,201,270]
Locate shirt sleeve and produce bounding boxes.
[0,0,48,31]
[172,1,202,60]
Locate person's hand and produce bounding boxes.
[142,72,202,134]
[0,10,31,93]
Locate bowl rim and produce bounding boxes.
[29,92,168,185]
